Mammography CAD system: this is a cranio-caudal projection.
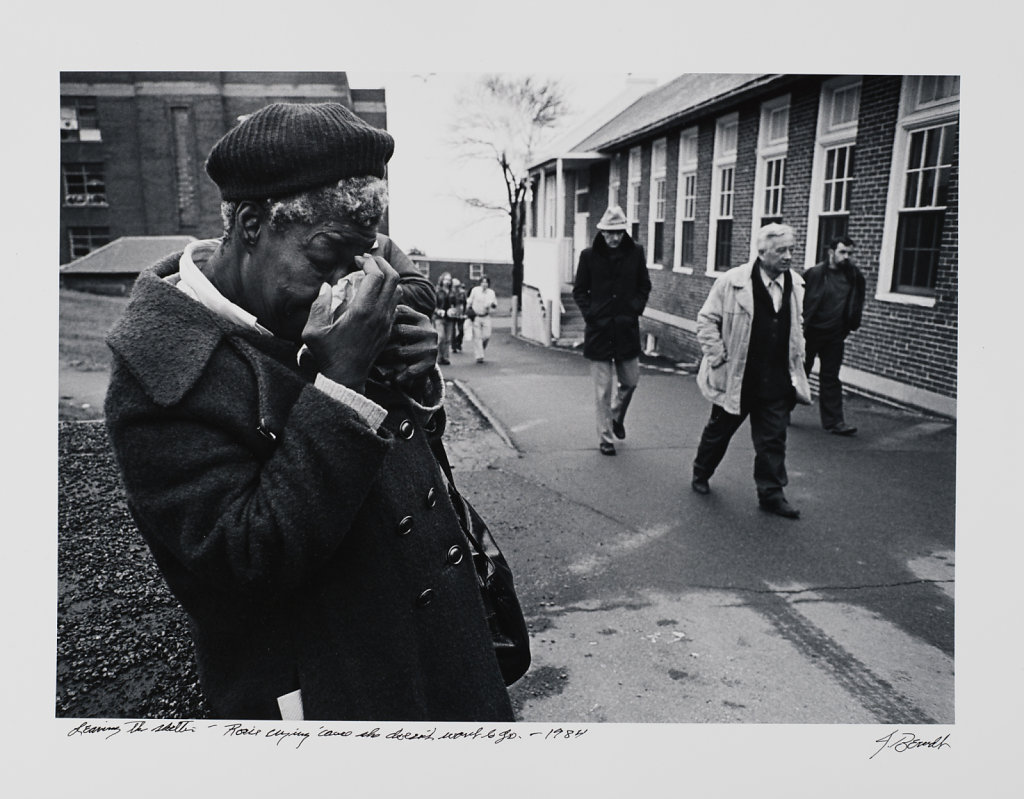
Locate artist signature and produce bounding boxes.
[870,729,951,759]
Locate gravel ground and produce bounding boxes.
[56,380,507,719]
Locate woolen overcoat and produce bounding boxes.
[104,254,514,721]
[572,232,652,361]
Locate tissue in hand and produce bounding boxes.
[330,271,365,317]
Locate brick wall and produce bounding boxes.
[841,76,958,400]
[60,74,387,265]
[625,75,957,406]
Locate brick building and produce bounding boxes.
[59,71,388,265]
[409,256,514,301]
[526,74,958,418]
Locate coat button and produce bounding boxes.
[256,419,277,443]
[415,588,434,607]
[426,487,437,507]
[446,545,464,565]
[397,515,413,536]
[398,420,414,439]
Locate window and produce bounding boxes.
[608,155,621,208]
[708,114,738,272]
[544,174,556,238]
[627,146,642,242]
[60,97,101,142]
[892,123,955,293]
[815,144,855,259]
[829,82,861,129]
[68,227,110,259]
[648,138,667,264]
[762,157,785,224]
[806,78,861,267]
[915,76,960,109]
[62,163,107,206]
[715,168,734,269]
[877,76,958,305]
[171,107,198,227]
[674,128,698,270]
[751,96,789,252]
[414,260,431,278]
[575,171,589,214]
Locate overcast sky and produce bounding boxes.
[347,72,674,261]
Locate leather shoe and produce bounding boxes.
[827,422,857,436]
[612,418,626,439]
[691,476,710,495]
[599,442,617,456]
[758,496,800,519]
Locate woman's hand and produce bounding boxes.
[302,254,400,391]
[372,305,439,388]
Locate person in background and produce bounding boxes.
[450,278,468,354]
[103,101,515,721]
[691,223,812,519]
[572,205,651,456]
[801,235,866,436]
[467,275,498,364]
[433,271,454,365]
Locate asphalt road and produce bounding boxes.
[442,321,955,724]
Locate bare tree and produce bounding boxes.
[449,75,568,299]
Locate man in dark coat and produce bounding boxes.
[104,102,517,721]
[801,235,866,436]
[572,205,652,456]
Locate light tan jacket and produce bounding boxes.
[695,261,812,415]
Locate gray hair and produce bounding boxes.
[756,223,795,253]
[220,175,389,237]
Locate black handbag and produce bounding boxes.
[430,438,531,686]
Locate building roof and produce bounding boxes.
[528,76,659,170]
[60,236,198,274]
[574,73,780,152]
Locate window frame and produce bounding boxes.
[67,226,111,259]
[62,162,108,207]
[608,154,621,209]
[707,113,738,273]
[626,145,643,242]
[673,127,699,273]
[876,76,959,307]
[60,96,102,143]
[805,76,862,268]
[647,138,667,268]
[749,95,790,259]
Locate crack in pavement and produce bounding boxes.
[695,578,955,597]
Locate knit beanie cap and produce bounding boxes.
[205,102,395,201]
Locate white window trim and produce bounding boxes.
[707,113,738,274]
[805,77,861,268]
[673,127,698,273]
[627,145,642,233]
[749,95,790,260]
[543,171,557,239]
[608,154,621,209]
[876,76,959,308]
[647,138,667,269]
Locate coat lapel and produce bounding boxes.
[106,257,226,407]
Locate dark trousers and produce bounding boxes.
[692,394,792,500]
[453,319,465,352]
[804,332,846,429]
